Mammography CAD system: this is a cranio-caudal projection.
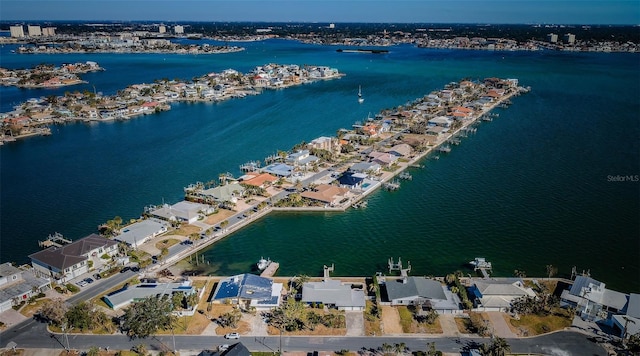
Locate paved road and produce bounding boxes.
[1,319,608,356]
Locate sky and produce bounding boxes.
[1,0,639,25]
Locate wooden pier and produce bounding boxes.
[38,232,72,248]
[260,261,280,277]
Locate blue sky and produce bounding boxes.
[2,0,639,24]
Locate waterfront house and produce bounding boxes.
[103,280,196,310]
[426,125,449,137]
[301,279,366,311]
[114,218,168,249]
[611,293,640,339]
[240,172,278,189]
[368,151,398,167]
[428,116,453,128]
[29,234,118,283]
[349,162,381,175]
[383,276,461,314]
[469,278,536,312]
[286,150,319,168]
[150,201,211,224]
[338,172,367,189]
[300,184,351,207]
[0,263,51,312]
[388,143,412,158]
[308,136,335,152]
[560,275,629,322]
[210,274,282,310]
[199,182,245,205]
[261,163,294,177]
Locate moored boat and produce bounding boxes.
[257,257,271,271]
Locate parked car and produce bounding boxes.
[131,266,140,272]
[76,280,88,287]
[83,277,94,284]
[93,273,101,280]
[224,332,240,339]
[120,266,131,273]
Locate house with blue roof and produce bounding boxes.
[261,163,294,177]
[210,274,282,310]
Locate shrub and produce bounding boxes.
[66,283,80,293]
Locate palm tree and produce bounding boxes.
[490,336,510,356]
[220,220,229,232]
[394,342,407,355]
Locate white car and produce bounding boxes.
[218,344,230,351]
[224,332,240,339]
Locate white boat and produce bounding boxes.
[358,85,364,104]
[469,257,492,270]
[257,257,271,271]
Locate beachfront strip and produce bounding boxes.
[0,63,342,144]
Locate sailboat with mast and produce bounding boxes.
[358,85,364,103]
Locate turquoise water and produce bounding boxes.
[1,40,638,292]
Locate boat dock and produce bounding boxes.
[38,232,72,248]
[260,261,280,277]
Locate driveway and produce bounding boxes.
[439,314,461,337]
[345,311,364,336]
[485,311,517,338]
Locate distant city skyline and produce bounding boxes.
[2,0,639,25]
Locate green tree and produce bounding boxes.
[220,220,229,231]
[86,346,101,356]
[65,301,94,331]
[121,295,176,338]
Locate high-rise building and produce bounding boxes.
[159,25,166,34]
[564,33,576,44]
[42,27,56,36]
[9,25,24,38]
[174,25,184,34]
[27,25,42,37]
[547,33,558,43]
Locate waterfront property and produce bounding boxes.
[150,201,212,224]
[299,184,352,207]
[113,218,169,249]
[560,275,629,322]
[611,293,640,339]
[469,278,536,312]
[382,276,461,314]
[301,278,366,311]
[0,63,343,144]
[0,262,51,312]
[103,280,196,310]
[28,234,118,283]
[210,274,283,310]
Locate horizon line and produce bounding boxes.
[1,20,639,26]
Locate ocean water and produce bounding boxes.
[1,40,638,292]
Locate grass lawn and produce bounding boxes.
[455,316,473,333]
[155,238,181,250]
[204,209,236,225]
[19,299,49,318]
[364,301,382,336]
[397,306,413,333]
[396,306,443,334]
[509,308,572,336]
